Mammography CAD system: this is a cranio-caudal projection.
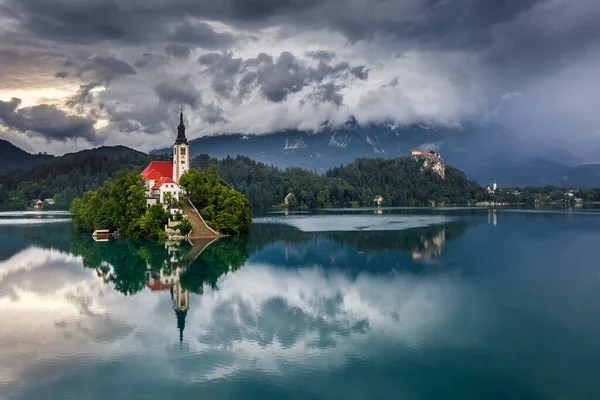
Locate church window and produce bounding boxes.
[181,148,186,155]
[181,160,185,164]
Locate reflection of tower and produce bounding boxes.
[144,240,191,349]
[171,282,189,349]
[488,209,497,226]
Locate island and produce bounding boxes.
[70,110,251,240]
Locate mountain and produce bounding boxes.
[0,139,55,171]
[153,121,600,187]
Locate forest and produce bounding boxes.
[0,148,153,210]
[194,154,489,208]
[0,151,490,211]
[17,148,600,212]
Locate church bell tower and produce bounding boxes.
[173,109,190,184]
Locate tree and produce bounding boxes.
[175,218,192,235]
[179,168,252,235]
[163,191,174,206]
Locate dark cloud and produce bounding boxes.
[165,43,192,59]
[76,56,136,84]
[63,56,136,110]
[134,53,168,69]
[306,50,335,62]
[107,104,172,135]
[254,51,308,102]
[199,52,243,99]
[200,51,368,103]
[198,52,224,66]
[168,22,236,49]
[200,103,228,124]
[2,0,600,153]
[350,65,369,80]
[0,98,101,143]
[153,79,202,108]
[5,0,598,69]
[65,83,99,111]
[309,83,344,106]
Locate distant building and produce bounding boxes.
[33,199,43,210]
[45,198,54,205]
[373,195,383,205]
[412,149,441,158]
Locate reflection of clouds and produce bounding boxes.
[193,264,474,352]
[254,215,455,232]
[0,247,480,395]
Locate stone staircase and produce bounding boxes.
[181,197,222,238]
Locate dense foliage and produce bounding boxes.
[0,147,153,210]
[70,171,170,239]
[10,146,600,214]
[193,154,488,208]
[179,165,252,235]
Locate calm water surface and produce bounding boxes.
[1,208,600,399]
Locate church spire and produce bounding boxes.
[176,308,187,349]
[175,108,188,145]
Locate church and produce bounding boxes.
[140,110,190,209]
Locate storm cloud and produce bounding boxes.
[0,0,598,156]
[153,78,202,108]
[0,98,101,143]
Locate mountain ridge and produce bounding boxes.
[3,121,600,187]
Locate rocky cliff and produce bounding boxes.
[412,154,446,179]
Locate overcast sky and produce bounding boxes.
[0,0,599,155]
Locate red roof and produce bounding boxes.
[141,161,173,180]
[145,280,174,292]
[143,169,163,181]
[151,176,176,190]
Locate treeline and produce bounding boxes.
[492,186,600,204]
[0,147,154,210]
[2,150,487,212]
[193,154,489,208]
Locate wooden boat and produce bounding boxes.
[92,229,113,240]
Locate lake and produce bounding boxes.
[1,208,600,399]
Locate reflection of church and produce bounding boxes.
[144,241,190,347]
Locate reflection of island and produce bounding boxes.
[411,228,446,260]
[71,234,251,346]
[249,221,472,273]
[144,241,191,346]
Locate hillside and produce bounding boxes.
[0,139,55,171]
[193,154,488,208]
[0,146,154,210]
